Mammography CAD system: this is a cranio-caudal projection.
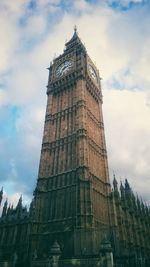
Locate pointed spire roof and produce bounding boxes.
[65,27,86,53]
[68,25,78,42]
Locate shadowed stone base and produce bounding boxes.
[31,238,114,267]
[32,257,101,267]
[31,255,114,267]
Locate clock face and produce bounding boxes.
[55,60,73,77]
[88,64,98,83]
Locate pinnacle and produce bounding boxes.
[113,173,117,185]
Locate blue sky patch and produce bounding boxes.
[108,0,146,11]
[0,106,21,138]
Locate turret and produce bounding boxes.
[29,197,36,219]
[130,191,137,211]
[120,182,125,200]
[113,174,120,199]
[16,195,23,217]
[124,179,132,196]
[136,195,142,216]
[0,187,3,206]
[120,182,126,208]
[124,179,135,210]
[16,195,22,208]
[7,204,11,216]
[2,198,8,217]
[141,199,147,217]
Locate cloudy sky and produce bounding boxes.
[0,0,150,208]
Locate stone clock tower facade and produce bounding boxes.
[30,28,111,263]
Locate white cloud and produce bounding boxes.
[103,89,150,202]
[24,15,47,36]
[0,0,28,17]
[73,0,91,11]
[0,15,18,73]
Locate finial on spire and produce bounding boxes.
[74,25,77,33]
[72,25,78,38]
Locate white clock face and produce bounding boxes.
[88,64,98,83]
[55,60,73,77]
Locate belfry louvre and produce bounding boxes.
[0,29,149,267]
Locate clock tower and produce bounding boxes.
[31,28,111,263]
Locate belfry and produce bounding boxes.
[0,29,149,267]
